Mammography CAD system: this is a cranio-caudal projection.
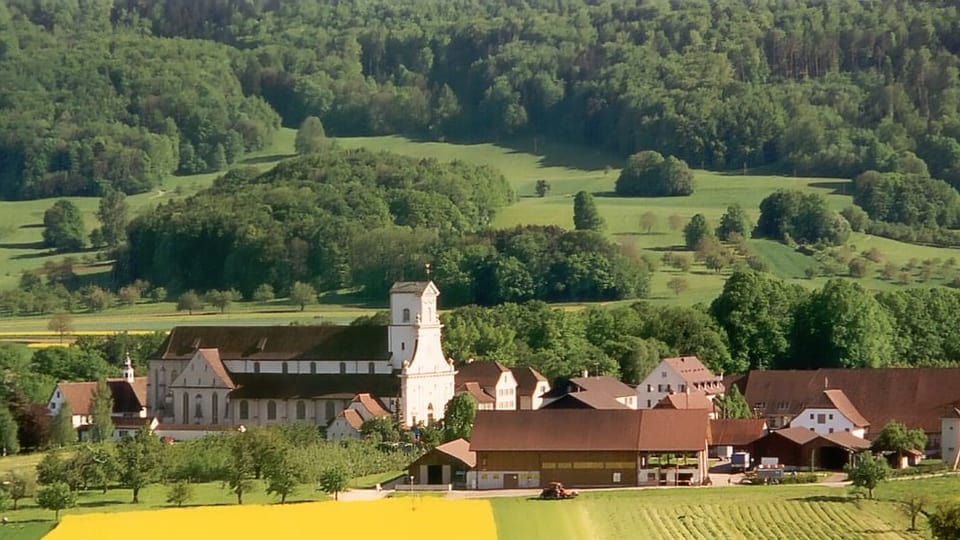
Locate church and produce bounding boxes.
[146,281,456,431]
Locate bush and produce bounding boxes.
[615,151,694,197]
[780,472,819,484]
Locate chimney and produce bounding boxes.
[824,377,829,389]
[581,369,589,378]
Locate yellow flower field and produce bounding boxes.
[43,498,497,540]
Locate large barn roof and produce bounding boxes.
[156,326,390,362]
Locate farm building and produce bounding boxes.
[408,438,476,488]
[709,418,768,458]
[637,356,724,409]
[540,391,629,410]
[469,409,710,489]
[147,281,455,430]
[751,426,871,470]
[728,367,960,459]
[541,375,638,409]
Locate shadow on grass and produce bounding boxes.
[318,291,384,309]
[645,245,688,252]
[787,495,852,503]
[403,134,623,172]
[808,181,852,195]
[0,241,47,250]
[240,153,296,165]
[76,499,127,508]
[18,223,44,229]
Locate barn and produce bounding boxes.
[469,409,710,489]
[408,438,476,488]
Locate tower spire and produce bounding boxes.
[425,262,431,280]
[122,352,135,383]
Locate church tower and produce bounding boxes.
[390,281,455,427]
[122,353,135,383]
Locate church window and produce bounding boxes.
[339,362,346,374]
[253,362,260,374]
[211,393,219,424]
[239,400,249,420]
[267,400,277,420]
[282,362,288,375]
[325,401,335,421]
[401,342,405,351]
[368,362,376,374]
[194,394,203,419]
[296,400,306,420]
[182,393,189,424]
[310,362,316,374]
[402,308,410,322]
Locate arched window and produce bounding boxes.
[402,308,410,323]
[211,393,219,424]
[267,400,277,420]
[296,400,306,420]
[253,361,260,374]
[239,400,249,420]
[310,362,317,374]
[325,401,335,422]
[368,362,376,374]
[182,393,189,424]
[194,394,203,419]
[339,362,346,374]
[282,362,288,375]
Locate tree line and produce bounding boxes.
[3,1,960,197]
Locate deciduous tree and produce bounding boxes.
[117,427,164,503]
[319,467,348,501]
[294,116,327,154]
[43,200,85,252]
[443,393,476,442]
[36,482,74,521]
[573,191,604,231]
[845,453,889,499]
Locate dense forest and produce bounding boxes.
[2,0,960,198]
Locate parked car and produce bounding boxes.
[539,482,579,500]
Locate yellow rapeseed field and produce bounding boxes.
[44,498,497,540]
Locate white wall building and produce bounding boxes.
[789,389,869,438]
[637,356,724,409]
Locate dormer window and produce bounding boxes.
[402,308,410,323]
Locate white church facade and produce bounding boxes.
[147,281,455,431]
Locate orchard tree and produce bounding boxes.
[295,116,327,154]
[0,405,19,455]
[319,467,348,501]
[573,191,604,231]
[47,313,74,344]
[117,427,164,503]
[639,211,658,234]
[176,291,203,315]
[683,214,713,249]
[289,282,317,311]
[263,445,299,504]
[204,289,241,313]
[872,421,928,463]
[845,453,889,499]
[36,482,74,521]
[166,480,194,507]
[226,431,255,504]
[443,393,477,441]
[43,200,85,251]
[716,204,750,241]
[666,277,689,296]
[4,470,36,510]
[535,179,550,197]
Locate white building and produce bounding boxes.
[147,281,455,433]
[789,389,869,438]
[637,356,724,409]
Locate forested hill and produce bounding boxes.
[3,1,960,198]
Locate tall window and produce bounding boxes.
[267,400,277,420]
[211,393,219,424]
[325,401,335,422]
[339,362,346,374]
[253,361,260,374]
[194,394,203,419]
[182,393,189,424]
[296,400,306,420]
[402,308,410,322]
[282,362,288,375]
[239,400,249,420]
[368,362,376,374]
[310,362,317,374]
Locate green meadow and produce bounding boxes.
[0,129,957,334]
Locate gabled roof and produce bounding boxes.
[820,431,871,451]
[458,382,495,404]
[433,438,476,468]
[156,326,390,361]
[510,366,548,395]
[663,356,719,385]
[229,373,399,399]
[540,391,629,410]
[733,368,960,435]
[470,409,709,452]
[709,419,767,446]
[806,389,869,428]
[352,393,390,418]
[456,361,510,390]
[195,349,236,389]
[54,378,148,415]
[339,409,365,430]
[656,391,712,411]
[769,426,820,445]
[389,281,437,294]
[569,376,635,398]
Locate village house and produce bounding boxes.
[654,389,716,418]
[326,393,392,440]
[637,356,724,409]
[46,355,152,440]
[728,368,960,460]
[751,426,871,470]
[147,281,455,433]
[454,360,517,410]
[469,409,710,489]
[511,366,550,410]
[541,374,638,409]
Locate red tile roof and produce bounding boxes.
[656,391,713,411]
[709,419,768,446]
[196,349,235,389]
[470,409,709,452]
[733,368,960,435]
[54,378,147,415]
[820,431,871,451]
[807,389,869,428]
[458,382,495,404]
[510,366,547,395]
[569,376,635,398]
[455,361,510,390]
[768,426,820,445]
[540,391,629,410]
[352,393,389,418]
[663,356,719,385]
[340,409,364,430]
[433,438,476,468]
